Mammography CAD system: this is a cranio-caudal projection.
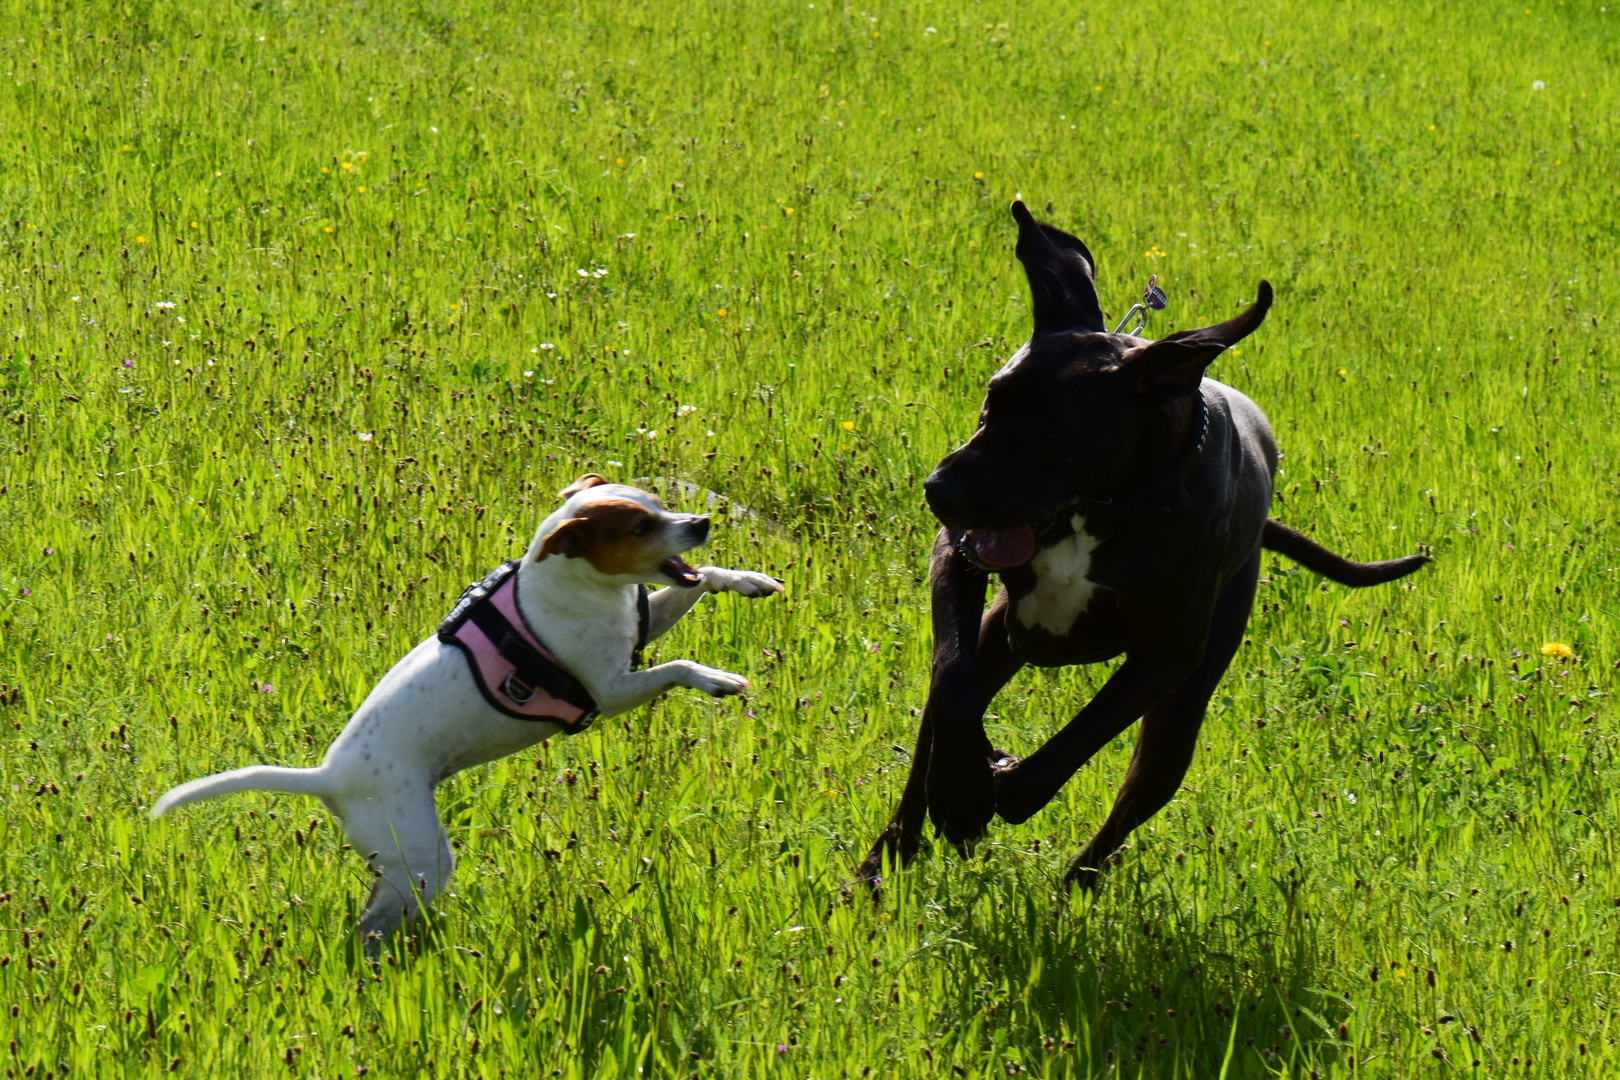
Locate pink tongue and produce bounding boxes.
[969,526,1036,568]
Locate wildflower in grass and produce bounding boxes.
[261,683,274,693]
[190,221,198,229]
[43,547,54,556]
[1336,368,1348,380]
[539,343,555,350]
[973,171,984,180]
[1540,642,1573,658]
[357,186,366,193]
[135,236,147,244]
[19,588,29,597]
[781,206,794,215]
[678,404,697,416]
[122,359,133,368]
[842,421,855,431]
[323,226,333,234]
[341,162,354,171]
[358,432,373,442]
[1144,246,1167,259]
[718,308,728,317]
[321,166,329,174]
[1532,80,1545,91]
[523,370,534,378]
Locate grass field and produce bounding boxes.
[0,0,1615,1075]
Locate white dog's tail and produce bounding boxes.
[150,765,331,819]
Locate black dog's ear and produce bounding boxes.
[1125,280,1273,399]
[1011,200,1105,335]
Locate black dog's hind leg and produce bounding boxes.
[1065,550,1261,891]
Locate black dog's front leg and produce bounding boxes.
[992,653,1194,827]
[855,559,1025,888]
[918,528,1008,853]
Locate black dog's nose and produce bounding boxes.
[923,469,970,528]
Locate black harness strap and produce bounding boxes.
[464,601,595,713]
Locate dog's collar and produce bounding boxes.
[1084,391,1209,511]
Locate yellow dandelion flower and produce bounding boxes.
[973,171,984,180]
[1429,124,1437,131]
[615,157,624,165]
[1540,642,1574,658]
[781,206,794,215]
[450,303,459,311]
[1395,968,1407,979]
[135,235,147,244]
[340,162,354,171]
[321,166,329,174]
[717,308,728,317]
[121,144,131,152]
[322,226,333,233]
[357,186,366,193]
[1336,368,1348,380]
[1093,85,1101,91]
[190,221,198,229]
[214,170,222,177]
[841,421,855,431]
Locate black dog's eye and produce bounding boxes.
[632,519,657,537]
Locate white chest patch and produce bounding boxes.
[1014,514,1100,636]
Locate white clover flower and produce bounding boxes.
[358,432,373,442]
[539,342,555,349]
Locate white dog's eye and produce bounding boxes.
[632,519,656,537]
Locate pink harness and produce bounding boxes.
[438,561,648,735]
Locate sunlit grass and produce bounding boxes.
[0,0,1614,1076]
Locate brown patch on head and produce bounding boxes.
[558,473,610,499]
[535,498,666,576]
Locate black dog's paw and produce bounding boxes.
[991,758,1047,826]
[926,746,997,853]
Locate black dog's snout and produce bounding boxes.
[686,515,711,544]
[923,469,970,529]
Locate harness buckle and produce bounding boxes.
[501,671,538,705]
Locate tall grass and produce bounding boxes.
[0,0,1614,1075]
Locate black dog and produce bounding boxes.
[858,201,1427,890]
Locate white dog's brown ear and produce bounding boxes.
[536,518,592,561]
[559,473,609,499]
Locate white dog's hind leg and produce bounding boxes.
[335,785,453,946]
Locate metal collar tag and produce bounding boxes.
[1112,274,1169,336]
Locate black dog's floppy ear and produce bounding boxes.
[1126,280,1273,399]
[559,473,609,499]
[1012,200,1105,335]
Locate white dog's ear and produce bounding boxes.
[536,517,592,561]
[559,473,609,499]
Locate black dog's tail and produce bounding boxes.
[1262,519,1429,587]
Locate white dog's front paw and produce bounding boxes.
[703,567,784,598]
[686,665,750,697]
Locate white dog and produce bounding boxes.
[153,475,781,942]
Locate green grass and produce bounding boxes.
[0,0,1615,1075]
